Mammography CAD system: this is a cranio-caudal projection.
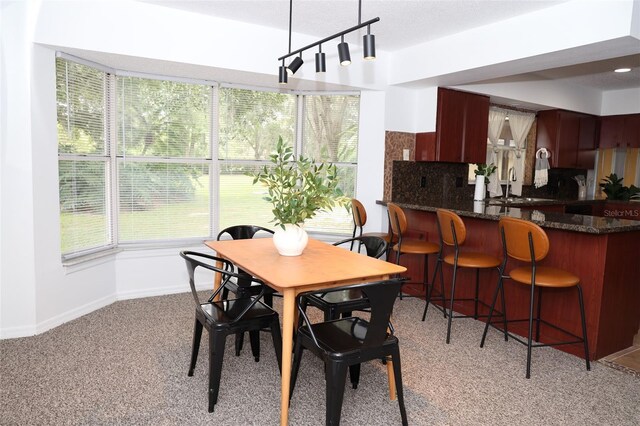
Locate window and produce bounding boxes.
[56,59,113,256]
[56,57,359,258]
[491,119,518,182]
[217,87,296,231]
[468,119,522,183]
[302,95,358,233]
[116,76,212,242]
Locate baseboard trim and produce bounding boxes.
[1,285,212,339]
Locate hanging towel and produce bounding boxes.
[534,148,550,188]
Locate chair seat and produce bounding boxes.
[444,252,501,269]
[509,265,580,288]
[305,289,369,312]
[298,317,397,358]
[201,298,277,326]
[393,239,439,255]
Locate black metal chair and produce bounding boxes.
[216,225,276,306]
[300,236,387,322]
[217,225,278,356]
[290,278,408,426]
[180,251,282,413]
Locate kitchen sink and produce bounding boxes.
[487,197,555,205]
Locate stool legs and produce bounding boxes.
[445,260,459,344]
[480,269,509,348]
[577,285,591,371]
[422,255,446,321]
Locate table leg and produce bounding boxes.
[279,288,296,426]
[387,359,396,400]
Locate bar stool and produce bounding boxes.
[351,199,395,255]
[480,216,591,379]
[387,203,439,300]
[425,209,503,344]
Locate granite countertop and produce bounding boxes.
[377,199,640,235]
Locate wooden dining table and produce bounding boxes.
[204,237,406,426]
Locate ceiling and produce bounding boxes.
[137,0,639,93]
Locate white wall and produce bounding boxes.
[601,88,640,115]
[356,90,387,231]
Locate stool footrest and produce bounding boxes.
[503,318,586,345]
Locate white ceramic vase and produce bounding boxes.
[474,175,486,201]
[272,223,309,256]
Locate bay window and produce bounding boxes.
[56,57,358,259]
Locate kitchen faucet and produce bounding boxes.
[505,167,516,197]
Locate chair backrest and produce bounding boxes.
[436,209,467,246]
[180,250,235,308]
[217,225,274,287]
[297,278,403,349]
[387,203,407,238]
[498,216,549,263]
[180,250,267,322]
[333,235,388,259]
[351,199,367,228]
[217,225,274,241]
[358,279,403,348]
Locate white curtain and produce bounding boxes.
[508,111,536,196]
[486,107,508,197]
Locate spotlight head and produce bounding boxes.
[287,56,303,75]
[278,65,288,84]
[363,33,376,60]
[315,51,326,73]
[338,41,351,66]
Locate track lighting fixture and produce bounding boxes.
[363,25,376,60]
[315,46,326,73]
[287,55,303,75]
[338,35,351,66]
[278,61,288,84]
[277,0,379,83]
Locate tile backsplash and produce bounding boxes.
[391,161,586,204]
[391,161,473,204]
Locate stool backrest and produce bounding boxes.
[499,216,549,262]
[351,199,367,228]
[436,209,466,246]
[387,203,407,238]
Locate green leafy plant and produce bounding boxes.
[474,163,497,184]
[599,173,640,201]
[251,136,350,228]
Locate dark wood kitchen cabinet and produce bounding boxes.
[536,109,597,169]
[415,132,436,161]
[435,88,489,163]
[599,114,640,149]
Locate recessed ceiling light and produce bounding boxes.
[614,68,631,73]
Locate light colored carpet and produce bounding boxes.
[1,292,638,425]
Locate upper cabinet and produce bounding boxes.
[415,132,436,161]
[536,109,597,169]
[435,88,489,163]
[599,114,640,149]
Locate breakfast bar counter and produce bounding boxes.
[379,199,640,360]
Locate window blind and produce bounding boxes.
[217,87,296,231]
[116,76,212,242]
[56,58,113,257]
[302,95,359,234]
